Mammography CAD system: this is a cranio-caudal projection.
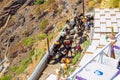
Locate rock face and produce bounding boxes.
[0,0,3,2]
[0,0,27,28]
[0,0,90,79]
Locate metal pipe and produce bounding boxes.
[46,33,50,55]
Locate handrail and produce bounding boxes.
[68,32,120,80]
[68,42,111,80]
[89,27,94,44]
[28,24,67,80]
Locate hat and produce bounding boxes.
[82,18,86,23]
[55,41,60,45]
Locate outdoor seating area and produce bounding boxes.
[48,13,94,65]
[40,13,94,79]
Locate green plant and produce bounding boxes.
[39,19,48,30]
[72,53,81,65]
[17,65,27,74]
[45,0,55,5]
[34,54,38,60]
[109,0,119,8]
[37,48,44,59]
[67,67,76,76]
[16,58,32,74]
[21,58,32,65]
[88,0,95,9]
[48,34,53,41]
[34,0,44,5]
[67,68,71,75]
[10,66,19,72]
[83,40,90,48]
[0,74,12,80]
[95,0,102,3]
[22,37,35,46]
[37,33,47,40]
[30,49,35,56]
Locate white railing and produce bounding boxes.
[28,24,67,80]
[89,27,94,44]
[68,32,120,80]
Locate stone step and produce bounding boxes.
[91,40,100,47]
[79,54,94,66]
[92,38,100,40]
[100,24,106,32]
[92,33,100,39]
[94,20,100,27]
[86,45,96,53]
[100,17,106,22]
[85,52,93,54]
[100,34,107,46]
[94,28,100,32]
[97,45,104,48]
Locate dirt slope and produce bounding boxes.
[0,0,90,79]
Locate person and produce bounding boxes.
[84,22,89,30]
[61,49,68,56]
[59,35,66,45]
[74,8,78,16]
[69,29,75,35]
[117,59,120,69]
[66,20,70,25]
[54,41,61,49]
[75,44,82,53]
[74,26,79,33]
[64,39,72,56]
[52,52,63,64]
[61,57,71,64]
[73,33,78,43]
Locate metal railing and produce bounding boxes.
[89,27,94,44]
[68,32,120,80]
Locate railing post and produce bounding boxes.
[46,33,50,55]
[90,27,93,45]
[100,52,103,64]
